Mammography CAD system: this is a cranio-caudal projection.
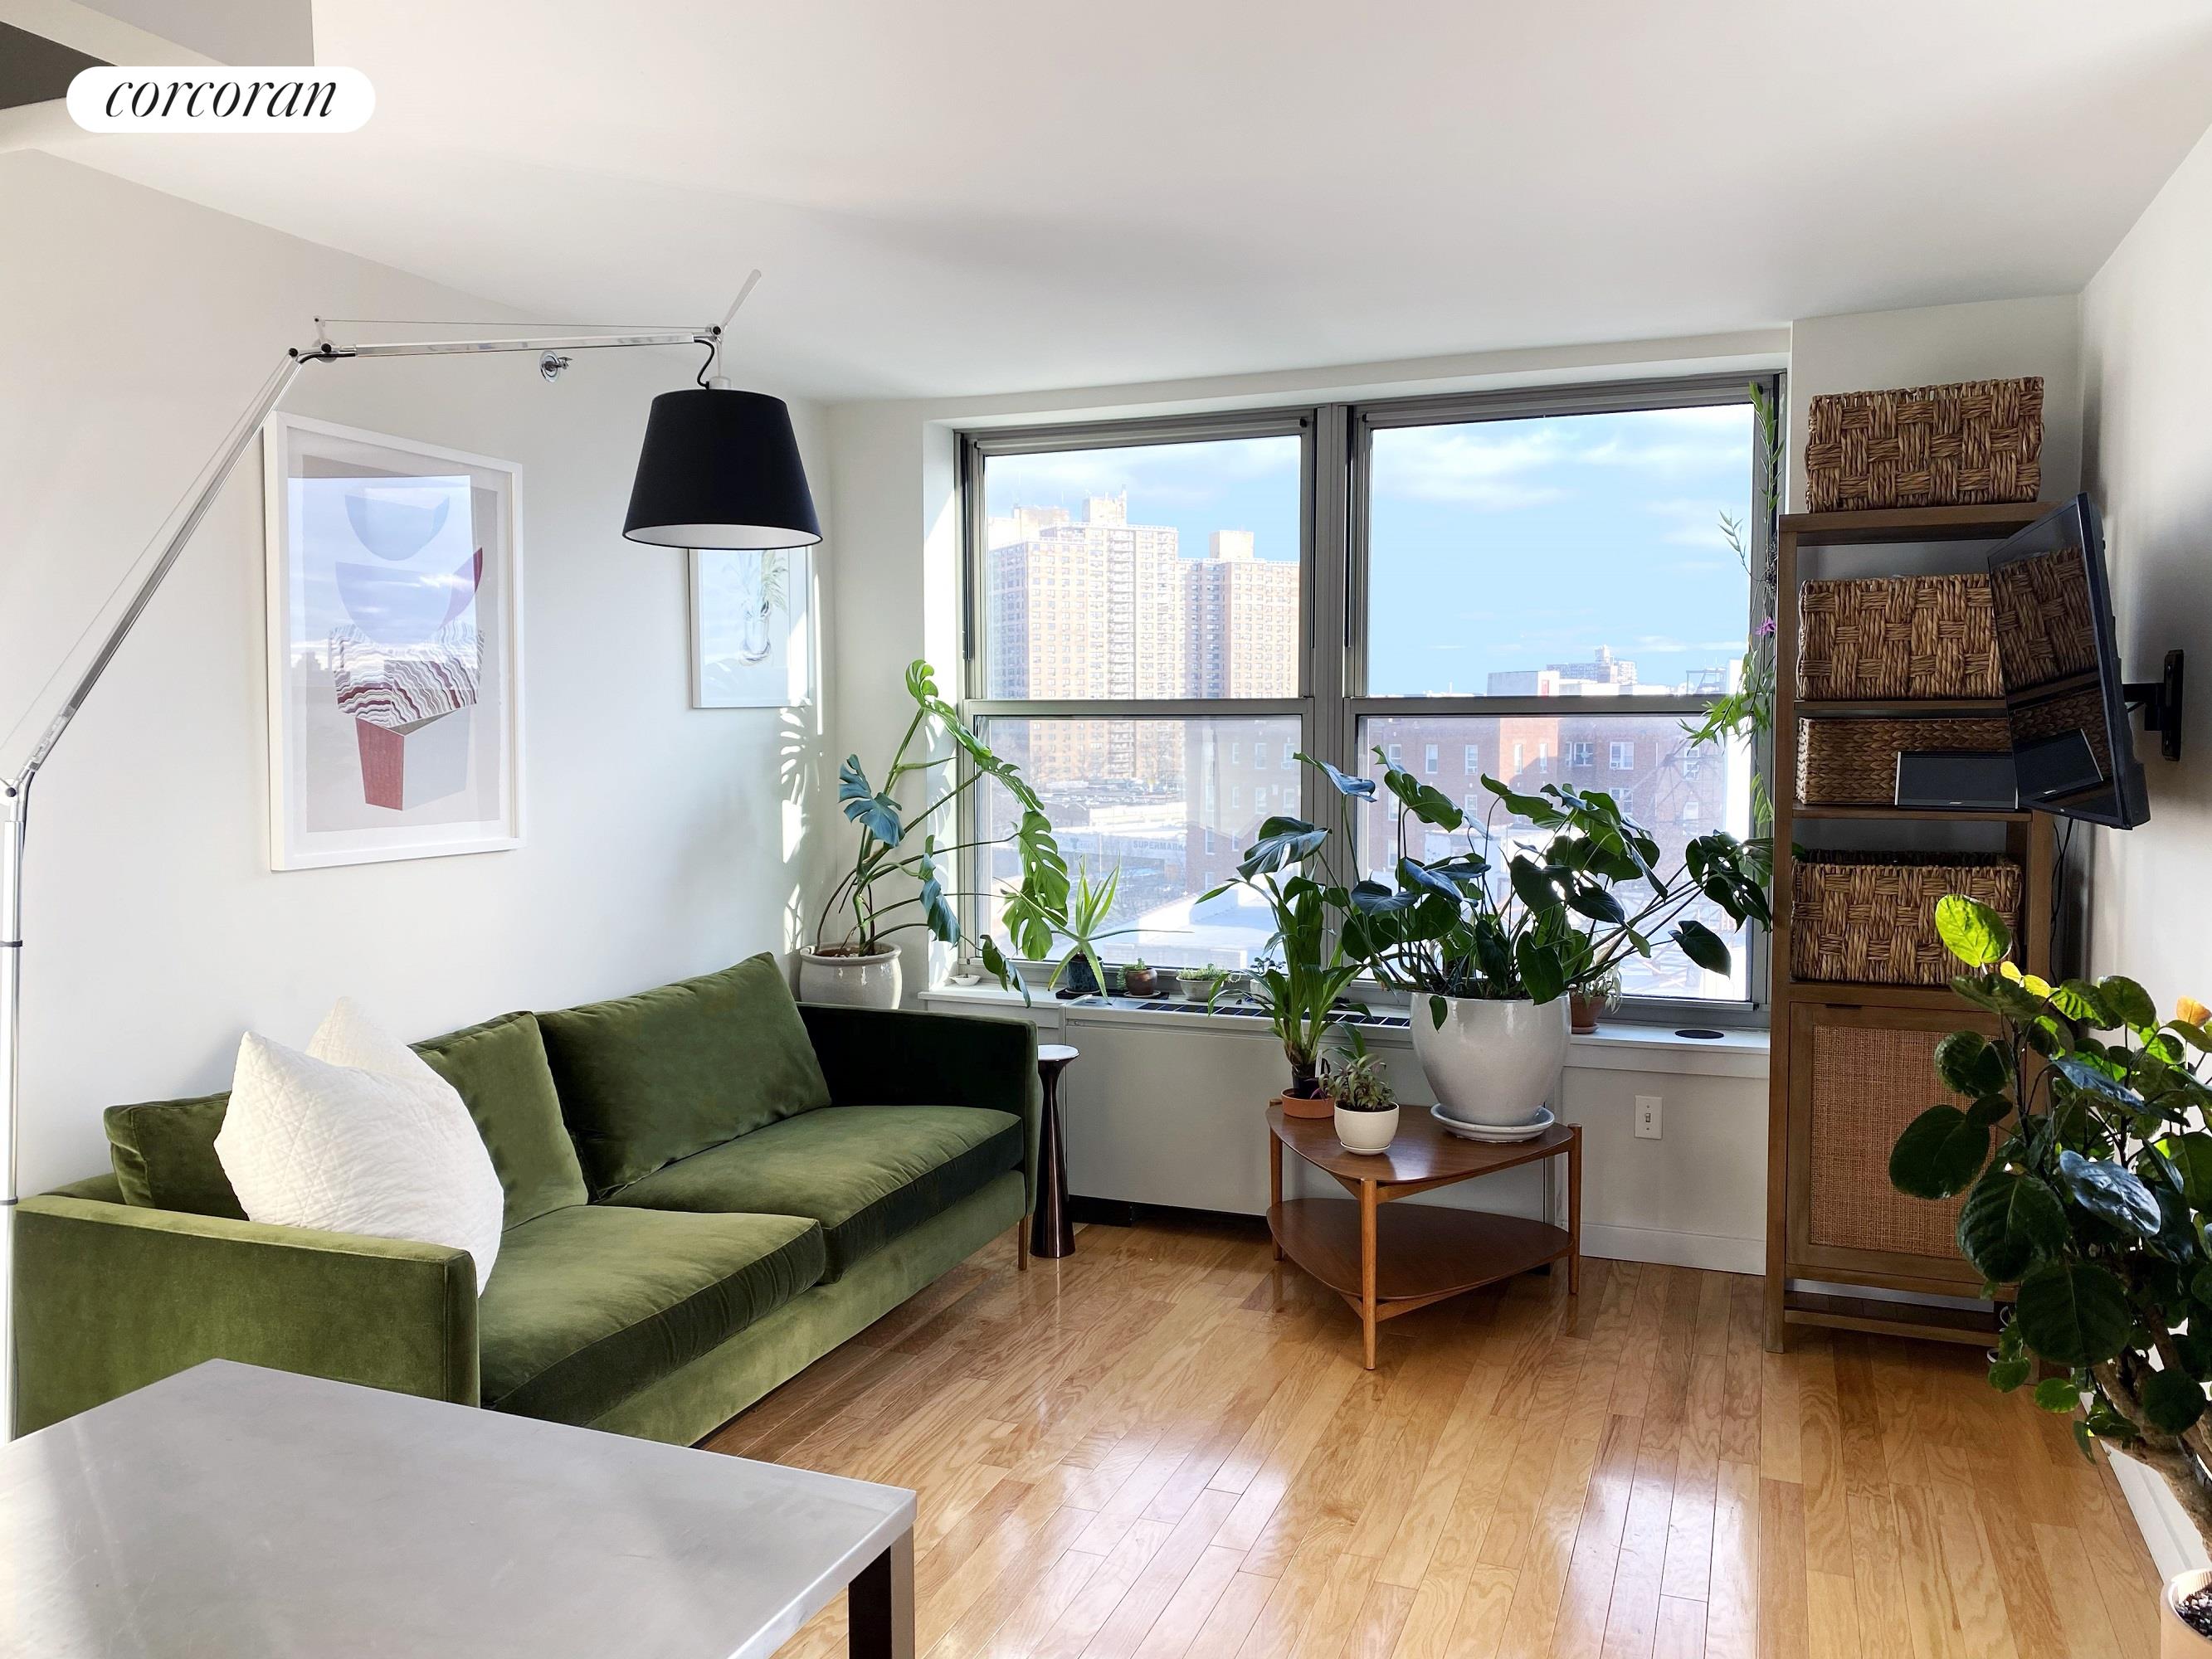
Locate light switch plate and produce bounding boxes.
[1635,1094,1662,1139]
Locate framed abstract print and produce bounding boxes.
[263,414,524,868]
[689,546,811,708]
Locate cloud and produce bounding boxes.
[1370,425,1572,509]
[985,434,1299,515]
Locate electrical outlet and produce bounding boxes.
[1635,1094,1662,1139]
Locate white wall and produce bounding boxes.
[0,152,836,1192]
[2079,122,2212,1016]
[1786,294,2083,510]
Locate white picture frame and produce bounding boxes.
[689,546,811,708]
[262,413,524,869]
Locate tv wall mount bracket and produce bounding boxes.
[2123,649,2185,762]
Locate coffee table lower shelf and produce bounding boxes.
[1267,1198,1572,1318]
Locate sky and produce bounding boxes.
[983,404,1755,693]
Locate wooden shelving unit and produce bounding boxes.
[1764,500,2061,1352]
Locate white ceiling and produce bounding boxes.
[45,0,2212,401]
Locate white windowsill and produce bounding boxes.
[916,981,1768,1079]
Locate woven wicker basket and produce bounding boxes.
[1804,377,2043,513]
[1795,717,2013,806]
[1791,854,2022,986]
[1796,573,2001,700]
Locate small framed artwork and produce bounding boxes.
[689,547,811,708]
[263,413,524,869]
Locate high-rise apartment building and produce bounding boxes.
[985,497,1298,784]
[1184,530,1299,698]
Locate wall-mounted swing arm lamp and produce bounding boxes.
[0,278,817,1437]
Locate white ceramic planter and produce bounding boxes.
[1334,1105,1400,1155]
[2166,1569,2212,1657]
[1410,995,1568,1126]
[797,948,903,1010]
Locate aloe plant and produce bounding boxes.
[816,659,1066,998]
[1890,895,2212,1540]
[1045,863,1143,995]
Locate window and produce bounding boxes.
[965,423,1307,971]
[964,376,1770,1011]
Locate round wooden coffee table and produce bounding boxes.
[1267,1104,1581,1369]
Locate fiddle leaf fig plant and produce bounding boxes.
[1307,748,1770,1024]
[1889,894,2212,1537]
[817,659,1068,1000]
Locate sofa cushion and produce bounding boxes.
[537,954,831,1196]
[103,1014,590,1230]
[606,1105,1022,1281]
[105,1092,245,1219]
[476,1204,824,1426]
[413,1013,587,1228]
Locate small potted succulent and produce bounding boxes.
[1569,967,1622,1035]
[1182,964,1234,1003]
[1121,959,1159,997]
[1324,1041,1399,1155]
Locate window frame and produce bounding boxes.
[957,373,1780,1024]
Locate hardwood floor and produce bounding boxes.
[704,1214,2164,1659]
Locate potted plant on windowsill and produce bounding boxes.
[1200,810,1366,1117]
[1887,896,2212,1654]
[1324,1040,1399,1155]
[1569,967,1622,1035]
[1309,750,1769,1127]
[1043,862,1142,999]
[807,660,1068,1008]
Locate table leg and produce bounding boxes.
[1269,1134,1284,1261]
[1359,1180,1378,1370]
[1031,1063,1074,1259]
[849,1528,915,1659]
[1566,1126,1582,1300]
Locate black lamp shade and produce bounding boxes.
[623,387,821,550]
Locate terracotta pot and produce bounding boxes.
[1273,1090,1333,1120]
[2165,1569,2212,1656]
[798,948,902,1009]
[1335,1105,1400,1155]
[1569,992,1603,1035]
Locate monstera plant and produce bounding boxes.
[1889,895,2212,1545]
[1306,750,1768,1126]
[805,660,1067,1006]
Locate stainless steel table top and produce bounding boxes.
[0,1360,915,1658]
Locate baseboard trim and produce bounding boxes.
[2110,1447,2208,1585]
[1581,1223,1762,1275]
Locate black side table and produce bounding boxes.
[1030,1044,1079,1259]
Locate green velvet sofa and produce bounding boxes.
[15,954,1038,1445]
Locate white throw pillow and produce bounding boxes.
[215,999,504,1287]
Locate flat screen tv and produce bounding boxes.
[1985,494,2149,829]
